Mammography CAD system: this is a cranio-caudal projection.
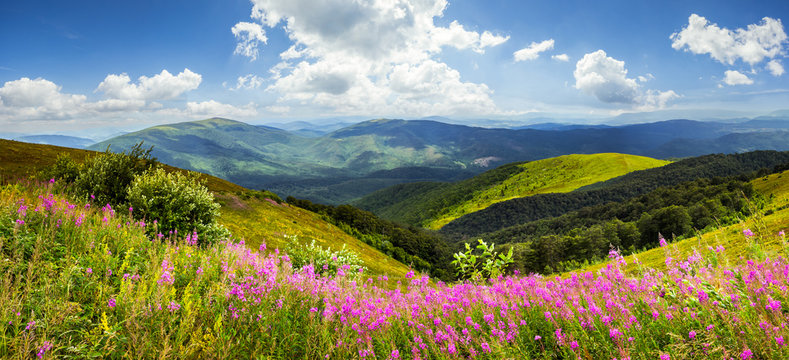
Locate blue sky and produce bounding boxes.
[1,0,787,134]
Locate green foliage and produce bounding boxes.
[482,177,768,274]
[74,142,156,205]
[127,167,223,244]
[452,239,513,282]
[43,153,81,183]
[284,235,366,277]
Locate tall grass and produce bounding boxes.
[1,179,788,359]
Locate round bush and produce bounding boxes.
[127,168,221,243]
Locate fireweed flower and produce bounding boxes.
[37,341,53,359]
[688,330,696,340]
[740,349,753,359]
[659,236,667,247]
[743,229,755,237]
[108,298,116,308]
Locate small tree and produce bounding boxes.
[452,239,513,282]
[127,168,224,245]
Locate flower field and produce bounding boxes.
[2,180,789,359]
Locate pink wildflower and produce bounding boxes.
[743,229,754,237]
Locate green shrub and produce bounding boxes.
[284,235,366,277]
[74,142,155,205]
[43,154,81,183]
[127,168,222,245]
[452,239,513,282]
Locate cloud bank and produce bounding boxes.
[0,69,257,126]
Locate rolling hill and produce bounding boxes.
[354,153,670,229]
[0,139,413,279]
[440,151,789,238]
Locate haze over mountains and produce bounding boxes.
[79,115,789,204]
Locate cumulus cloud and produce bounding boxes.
[0,77,87,120]
[96,69,201,101]
[671,14,786,65]
[767,60,785,76]
[723,70,754,86]
[551,54,569,62]
[232,0,510,117]
[514,39,555,62]
[574,50,679,109]
[232,22,268,61]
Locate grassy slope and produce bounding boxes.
[0,139,412,279]
[216,194,410,279]
[580,169,789,274]
[426,153,670,229]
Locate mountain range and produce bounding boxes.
[85,116,789,204]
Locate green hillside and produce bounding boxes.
[425,153,670,229]
[0,139,413,279]
[580,167,789,274]
[355,153,669,229]
[441,151,789,237]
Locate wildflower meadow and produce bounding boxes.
[1,179,789,359]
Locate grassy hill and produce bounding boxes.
[441,151,789,237]
[0,139,412,279]
[425,153,670,229]
[355,153,669,229]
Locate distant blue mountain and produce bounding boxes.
[16,135,95,149]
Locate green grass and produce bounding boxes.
[426,153,670,229]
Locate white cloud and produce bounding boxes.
[231,74,265,90]
[232,22,268,61]
[0,77,87,120]
[671,14,787,66]
[232,0,510,117]
[480,31,510,49]
[551,53,569,62]
[96,69,202,101]
[184,100,258,118]
[574,50,679,109]
[430,21,510,54]
[0,73,255,127]
[87,99,146,112]
[514,39,555,62]
[723,70,754,86]
[768,60,785,76]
